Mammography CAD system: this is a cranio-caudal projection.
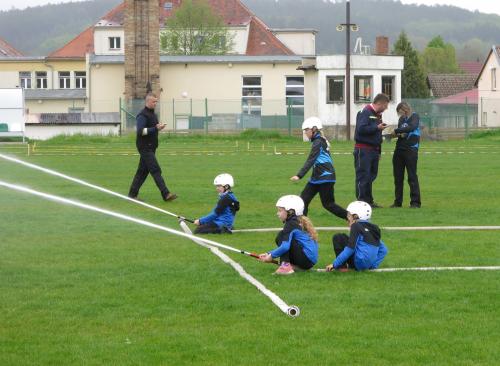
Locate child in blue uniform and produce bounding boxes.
[259,195,318,275]
[194,173,239,234]
[290,117,347,220]
[326,201,388,272]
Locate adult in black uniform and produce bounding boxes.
[391,101,421,208]
[354,93,389,208]
[128,93,177,202]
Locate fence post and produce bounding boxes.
[287,100,292,136]
[465,96,469,139]
[205,98,208,135]
[119,97,122,136]
[172,98,175,132]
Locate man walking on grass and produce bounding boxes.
[128,93,177,202]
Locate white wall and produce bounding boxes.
[307,55,403,127]
[0,88,24,132]
[476,50,500,127]
[273,32,316,56]
[94,28,125,55]
[25,123,120,140]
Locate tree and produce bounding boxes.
[392,31,429,98]
[420,35,460,74]
[160,0,234,55]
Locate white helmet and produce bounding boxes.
[346,201,372,220]
[213,173,234,188]
[276,195,304,216]
[302,116,323,130]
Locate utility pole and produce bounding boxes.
[336,0,358,140]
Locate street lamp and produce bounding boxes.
[336,0,358,140]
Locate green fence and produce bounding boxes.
[120,98,304,135]
[405,98,480,139]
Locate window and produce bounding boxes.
[109,37,121,50]
[75,71,86,89]
[327,76,344,103]
[59,71,71,89]
[286,76,304,107]
[354,76,372,103]
[19,71,31,89]
[382,76,395,100]
[242,76,262,116]
[36,71,47,89]
[491,68,496,90]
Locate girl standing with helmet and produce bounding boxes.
[194,173,239,234]
[259,195,318,275]
[290,117,347,220]
[326,201,388,272]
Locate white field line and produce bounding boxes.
[233,226,500,233]
[0,153,189,221]
[315,266,500,272]
[0,179,299,317]
[0,180,256,258]
[178,221,299,317]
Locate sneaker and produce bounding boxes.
[390,203,402,208]
[274,262,295,275]
[163,193,178,202]
[370,202,383,209]
[409,204,421,208]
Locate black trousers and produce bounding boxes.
[332,233,355,269]
[300,182,347,220]
[194,223,232,235]
[128,149,170,199]
[392,148,421,206]
[277,240,314,270]
[354,148,380,204]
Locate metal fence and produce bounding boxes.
[117,97,497,139]
[404,98,493,139]
[120,98,304,135]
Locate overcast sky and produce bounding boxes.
[0,0,500,16]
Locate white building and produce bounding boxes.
[475,45,500,127]
[302,54,404,133]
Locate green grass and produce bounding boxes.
[1,135,499,365]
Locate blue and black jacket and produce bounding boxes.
[297,132,336,184]
[269,215,318,264]
[333,220,388,271]
[395,113,420,151]
[354,104,383,148]
[199,191,239,230]
[135,107,159,151]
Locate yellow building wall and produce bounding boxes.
[88,63,125,113]
[26,99,87,114]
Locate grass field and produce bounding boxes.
[1,132,499,365]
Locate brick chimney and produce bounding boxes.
[375,36,389,55]
[124,0,161,100]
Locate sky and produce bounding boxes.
[0,0,500,16]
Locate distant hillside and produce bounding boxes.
[0,0,121,56]
[0,0,498,60]
[242,0,499,60]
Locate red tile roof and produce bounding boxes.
[51,0,293,59]
[0,36,24,57]
[246,17,293,56]
[459,62,483,76]
[48,26,94,58]
[431,88,478,105]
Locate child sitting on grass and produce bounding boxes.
[259,195,318,275]
[326,201,388,272]
[194,173,239,234]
